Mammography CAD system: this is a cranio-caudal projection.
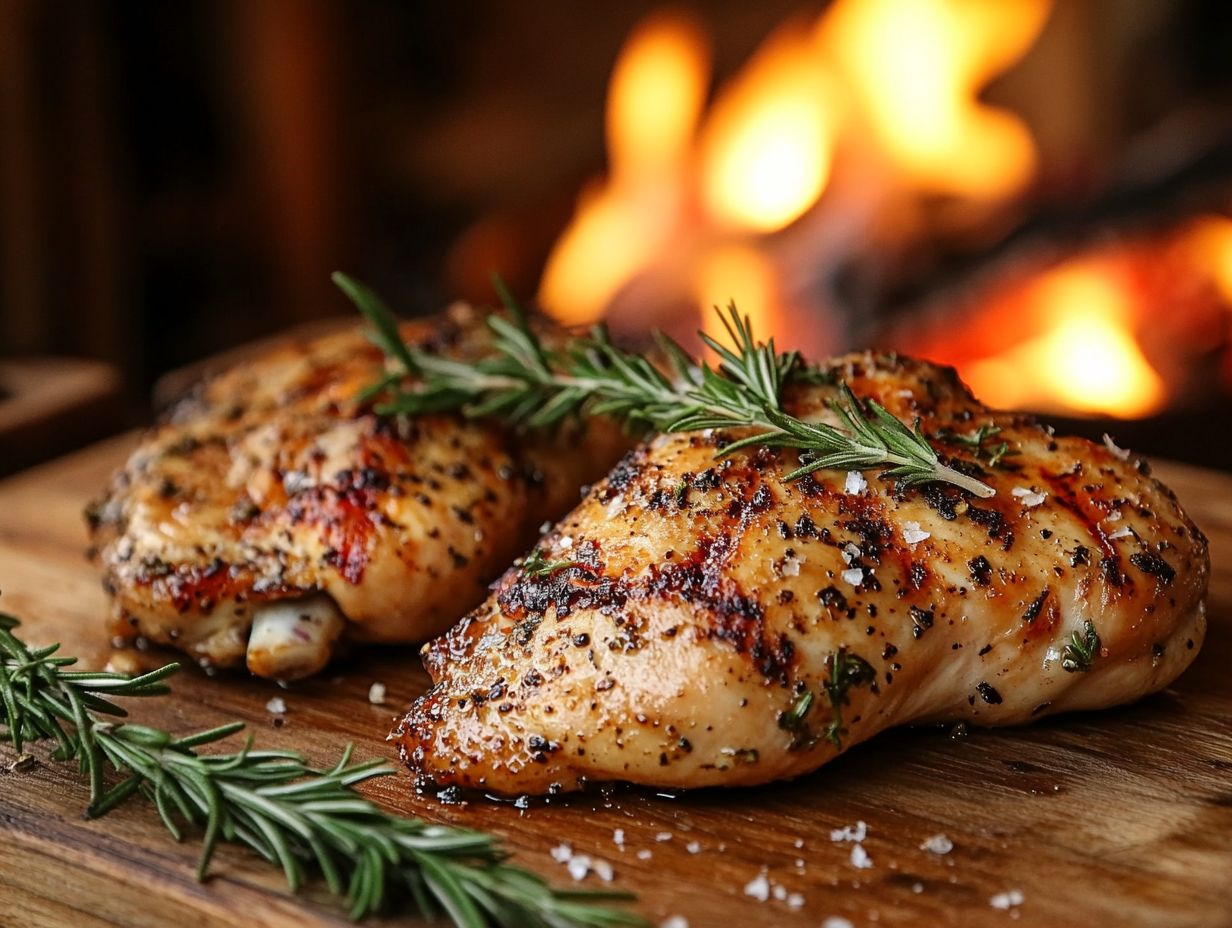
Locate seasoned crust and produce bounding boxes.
[87,305,630,676]
[395,352,1210,795]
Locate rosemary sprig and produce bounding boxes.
[939,423,1018,469]
[0,612,644,927]
[520,548,580,579]
[1061,620,1101,673]
[777,648,876,750]
[334,273,994,498]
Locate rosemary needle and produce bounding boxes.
[335,272,995,498]
[0,612,645,926]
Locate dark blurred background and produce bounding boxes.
[2,0,1231,474]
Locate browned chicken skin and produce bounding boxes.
[394,352,1208,795]
[87,305,629,679]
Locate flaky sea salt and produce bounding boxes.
[265,697,286,715]
[920,834,953,855]
[367,682,387,705]
[686,841,701,854]
[744,872,770,902]
[1103,433,1131,460]
[655,831,673,842]
[831,821,867,843]
[787,893,805,909]
[1011,486,1047,507]
[636,849,653,860]
[823,917,854,928]
[845,471,868,495]
[850,844,873,870]
[592,859,614,882]
[991,890,1025,910]
[780,553,802,577]
[841,543,861,565]
[661,917,689,928]
[550,843,572,863]
[612,828,625,847]
[902,521,930,545]
[1107,526,1133,540]
[566,856,592,881]
[841,567,866,587]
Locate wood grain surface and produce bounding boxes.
[1,435,1231,928]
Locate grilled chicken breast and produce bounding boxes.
[87,305,628,679]
[395,352,1208,795]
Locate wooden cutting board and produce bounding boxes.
[2,435,1231,928]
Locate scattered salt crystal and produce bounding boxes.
[605,495,625,518]
[743,872,770,902]
[1103,434,1131,460]
[850,844,873,870]
[845,471,868,495]
[1107,526,1133,540]
[902,521,931,545]
[265,697,286,715]
[612,828,625,847]
[566,855,592,881]
[990,890,1025,910]
[780,554,802,577]
[636,849,653,860]
[1105,509,1123,522]
[367,682,387,705]
[559,535,574,549]
[841,567,866,587]
[592,859,614,882]
[830,821,867,843]
[823,918,855,928]
[920,834,953,855]
[841,543,861,565]
[912,882,925,894]
[1011,487,1047,507]
[655,831,673,842]
[787,893,805,909]
[661,918,689,928]
[794,838,804,848]
[772,884,787,901]
[550,843,572,863]
[795,858,806,869]
[686,841,701,854]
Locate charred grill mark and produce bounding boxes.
[968,555,993,587]
[965,505,1014,551]
[1022,588,1049,624]
[1130,552,1176,585]
[1040,469,1127,589]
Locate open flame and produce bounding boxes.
[820,0,1048,200]
[699,19,836,232]
[539,0,1050,352]
[957,262,1167,418]
[533,3,1228,421]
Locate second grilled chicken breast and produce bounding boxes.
[87,305,629,679]
[395,353,1208,794]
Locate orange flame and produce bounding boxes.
[699,19,837,233]
[539,2,1052,334]
[538,11,709,326]
[819,0,1049,200]
[959,262,1166,418]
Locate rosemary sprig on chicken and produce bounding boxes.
[0,611,643,926]
[335,273,994,498]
